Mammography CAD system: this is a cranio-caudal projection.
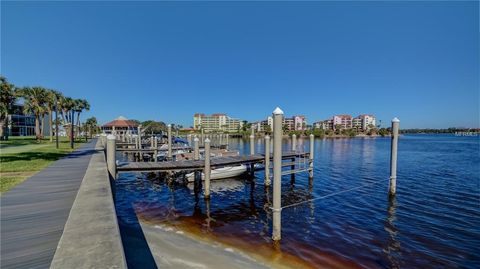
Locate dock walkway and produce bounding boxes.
[0,140,97,269]
[117,151,309,172]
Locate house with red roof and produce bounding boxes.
[101,116,139,134]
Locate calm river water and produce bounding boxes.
[115,134,480,268]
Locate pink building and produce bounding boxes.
[293,115,307,131]
[333,115,352,130]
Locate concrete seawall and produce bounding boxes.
[50,140,126,268]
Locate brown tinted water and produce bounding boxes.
[116,135,480,268]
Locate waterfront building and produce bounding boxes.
[352,115,376,130]
[283,117,294,131]
[282,116,307,131]
[315,114,376,131]
[251,116,273,132]
[102,116,139,135]
[333,114,353,130]
[193,113,243,133]
[359,114,376,130]
[314,119,334,130]
[293,115,307,131]
[253,115,306,132]
[6,104,51,136]
[352,117,363,130]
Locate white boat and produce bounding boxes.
[185,165,247,182]
[186,177,245,193]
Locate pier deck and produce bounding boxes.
[117,152,309,172]
[116,146,192,152]
[0,140,97,269]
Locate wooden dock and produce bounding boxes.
[116,146,191,152]
[117,152,309,172]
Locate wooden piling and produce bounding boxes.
[226,134,229,150]
[309,133,314,179]
[204,138,211,199]
[194,136,200,160]
[272,107,283,241]
[154,137,158,162]
[292,134,296,152]
[250,134,255,155]
[265,135,271,186]
[107,135,117,179]
[167,124,172,160]
[389,118,400,196]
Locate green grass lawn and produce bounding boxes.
[0,136,87,193]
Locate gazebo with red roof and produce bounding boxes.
[102,116,139,134]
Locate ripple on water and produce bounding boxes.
[115,135,480,268]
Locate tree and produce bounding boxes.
[73,99,90,136]
[61,97,74,125]
[142,120,167,134]
[241,120,248,132]
[84,117,98,138]
[60,97,75,140]
[264,125,272,134]
[45,90,63,142]
[378,128,389,137]
[18,87,48,141]
[0,76,17,140]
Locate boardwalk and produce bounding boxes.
[0,140,97,269]
[117,152,309,172]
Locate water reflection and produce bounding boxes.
[384,195,401,269]
[116,136,480,269]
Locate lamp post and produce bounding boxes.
[70,109,74,149]
[55,95,59,149]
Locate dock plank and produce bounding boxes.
[0,140,97,269]
[117,152,309,172]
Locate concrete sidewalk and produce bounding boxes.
[0,140,97,269]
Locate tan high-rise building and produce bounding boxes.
[193,113,243,133]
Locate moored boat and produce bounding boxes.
[185,165,247,182]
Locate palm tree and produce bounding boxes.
[84,117,98,138]
[61,97,74,125]
[60,97,75,140]
[73,99,90,137]
[0,76,17,140]
[18,87,48,141]
[46,90,63,142]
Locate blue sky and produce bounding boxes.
[2,1,478,128]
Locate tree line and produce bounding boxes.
[0,76,92,141]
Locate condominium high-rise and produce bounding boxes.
[314,114,376,131]
[253,115,307,132]
[333,115,353,129]
[193,113,243,133]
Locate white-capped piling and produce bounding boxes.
[226,134,229,150]
[292,134,297,152]
[167,124,172,160]
[272,107,284,241]
[194,136,200,160]
[154,136,158,162]
[265,135,271,186]
[137,126,142,147]
[250,134,255,155]
[100,133,107,149]
[309,133,314,179]
[151,136,154,148]
[389,118,400,196]
[107,134,117,179]
[204,138,211,199]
